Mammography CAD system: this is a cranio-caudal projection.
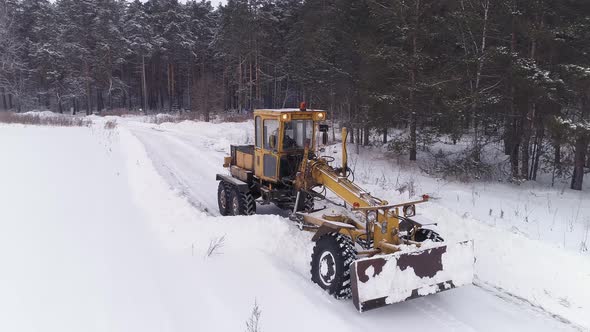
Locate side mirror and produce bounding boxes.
[269,135,277,149]
[322,132,328,145]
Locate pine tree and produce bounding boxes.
[0,0,24,111]
[124,0,154,112]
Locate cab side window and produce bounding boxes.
[264,119,279,150]
[255,116,262,148]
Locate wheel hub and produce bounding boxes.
[319,251,336,286]
[232,195,240,215]
[220,188,227,209]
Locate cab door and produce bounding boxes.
[254,116,280,181]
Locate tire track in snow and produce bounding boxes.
[129,123,287,217]
[129,126,222,215]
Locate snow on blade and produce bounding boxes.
[351,241,474,312]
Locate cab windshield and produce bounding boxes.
[283,120,313,150]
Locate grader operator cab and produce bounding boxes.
[216,105,474,312]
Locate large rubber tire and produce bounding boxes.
[229,187,256,216]
[310,233,356,299]
[217,182,231,216]
[414,228,444,242]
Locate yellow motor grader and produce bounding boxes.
[216,105,474,312]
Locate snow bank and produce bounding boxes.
[120,119,583,330]
[425,205,590,328]
[336,143,590,327]
[0,125,173,332]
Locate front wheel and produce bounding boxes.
[310,233,356,299]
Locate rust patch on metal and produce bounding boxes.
[397,246,446,278]
[355,258,387,283]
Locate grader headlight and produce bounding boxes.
[367,210,377,223]
[403,204,416,217]
[281,113,291,121]
[314,112,326,121]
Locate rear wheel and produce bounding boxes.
[230,187,256,216]
[217,182,231,216]
[310,233,356,299]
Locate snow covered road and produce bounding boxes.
[0,120,582,331]
[122,120,580,332]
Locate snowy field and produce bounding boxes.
[0,118,588,331]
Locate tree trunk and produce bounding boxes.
[187,54,192,112]
[255,39,260,108]
[554,141,561,170]
[238,56,243,111]
[469,0,490,162]
[409,111,417,160]
[167,62,174,112]
[331,105,337,142]
[510,119,520,179]
[531,125,544,180]
[355,127,360,154]
[503,115,512,155]
[202,57,210,122]
[409,0,419,161]
[96,89,102,113]
[1,88,6,110]
[249,53,253,110]
[571,136,588,190]
[142,56,148,114]
[85,62,92,115]
[383,127,388,144]
[508,8,518,178]
[521,102,534,180]
[520,26,539,180]
[571,97,589,190]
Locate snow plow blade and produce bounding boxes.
[350,240,474,312]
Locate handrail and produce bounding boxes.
[351,195,430,211]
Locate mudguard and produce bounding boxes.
[350,240,474,312]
